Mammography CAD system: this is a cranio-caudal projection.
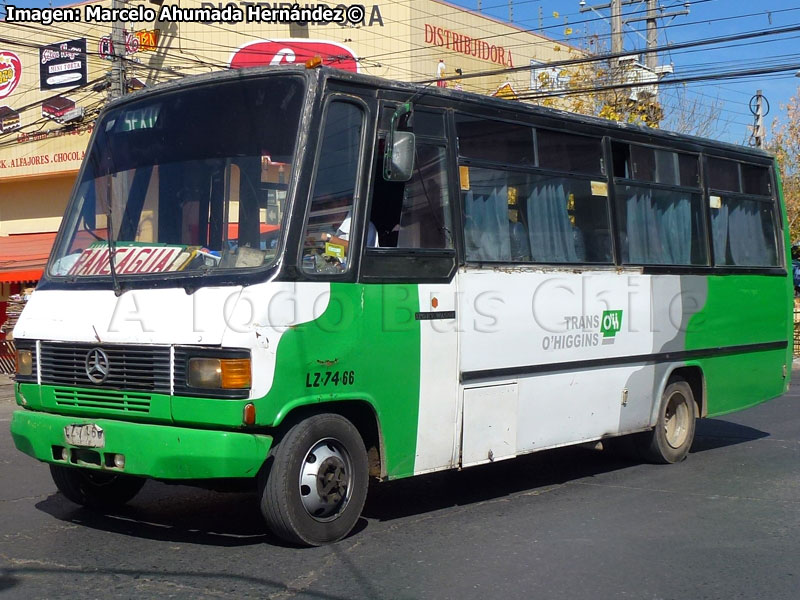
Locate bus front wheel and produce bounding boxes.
[637,378,697,464]
[259,413,369,546]
[50,464,145,508]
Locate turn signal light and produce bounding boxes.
[243,403,256,426]
[305,55,323,69]
[187,357,251,390]
[220,359,252,389]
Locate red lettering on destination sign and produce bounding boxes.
[68,244,190,276]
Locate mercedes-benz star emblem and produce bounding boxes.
[84,348,110,384]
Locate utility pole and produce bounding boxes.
[108,0,126,100]
[579,0,689,68]
[611,0,623,60]
[749,90,768,149]
[755,91,764,149]
[645,0,658,69]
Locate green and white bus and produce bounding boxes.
[10,65,793,546]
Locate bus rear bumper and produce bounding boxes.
[10,409,273,480]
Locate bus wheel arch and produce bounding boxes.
[662,365,705,418]
[258,412,370,546]
[638,371,700,464]
[271,399,385,479]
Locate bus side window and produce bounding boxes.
[370,142,453,250]
[613,144,707,266]
[709,159,779,268]
[301,101,365,274]
[456,120,611,265]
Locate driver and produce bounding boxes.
[319,211,379,251]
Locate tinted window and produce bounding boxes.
[461,166,612,264]
[614,144,699,188]
[678,153,700,188]
[741,164,771,196]
[708,157,740,192]
[615,185,707,265]
[381,106,446,138]
[455,115,535,165]
[537,130,603,175]
[711,197,778,267]
[413,110,445,138]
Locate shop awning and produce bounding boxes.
[0,232,57,283]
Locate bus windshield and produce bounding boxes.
[49,75,305,279]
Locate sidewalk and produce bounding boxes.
[0,374,13,386]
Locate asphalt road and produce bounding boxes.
[0,373,798,600]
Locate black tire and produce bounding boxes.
[636,378,697,464]
[258,414,369,546]
[50,464,145,508]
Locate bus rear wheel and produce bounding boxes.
[50,464,145,508]
[637,378,697,464]
[259,413,368,546]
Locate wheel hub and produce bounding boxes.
[664,392,690,449]
[298,439,353,521]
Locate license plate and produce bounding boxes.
[64,424,105,448]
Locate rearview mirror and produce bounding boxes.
[383,103,415,182]
[385,131,415,182]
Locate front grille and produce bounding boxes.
[54,387,151,413]
[40,342,170,394]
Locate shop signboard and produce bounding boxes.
[39,38,87,91]
[0,50,22,99]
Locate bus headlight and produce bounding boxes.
[187,357,251,390]
[15,349,33,377]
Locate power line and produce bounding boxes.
[418,21,800,84]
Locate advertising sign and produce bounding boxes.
[39,38,87,90]
[230,40,358,72]
[0,51,22,99]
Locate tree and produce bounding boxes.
[660,86,731,139]
[530,41,664,129]
[529,40,727,138]
[767,89,800,244]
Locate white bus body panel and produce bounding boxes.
[14,282,330,400]
[456,269,696,460]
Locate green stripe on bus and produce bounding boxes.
[685,277,792,416]
[258,282,422,479]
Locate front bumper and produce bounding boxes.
[10,409,273,480]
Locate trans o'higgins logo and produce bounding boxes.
[0,51,22,100]
[542,310,624,351]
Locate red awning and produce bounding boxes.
[0,232,57,283]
